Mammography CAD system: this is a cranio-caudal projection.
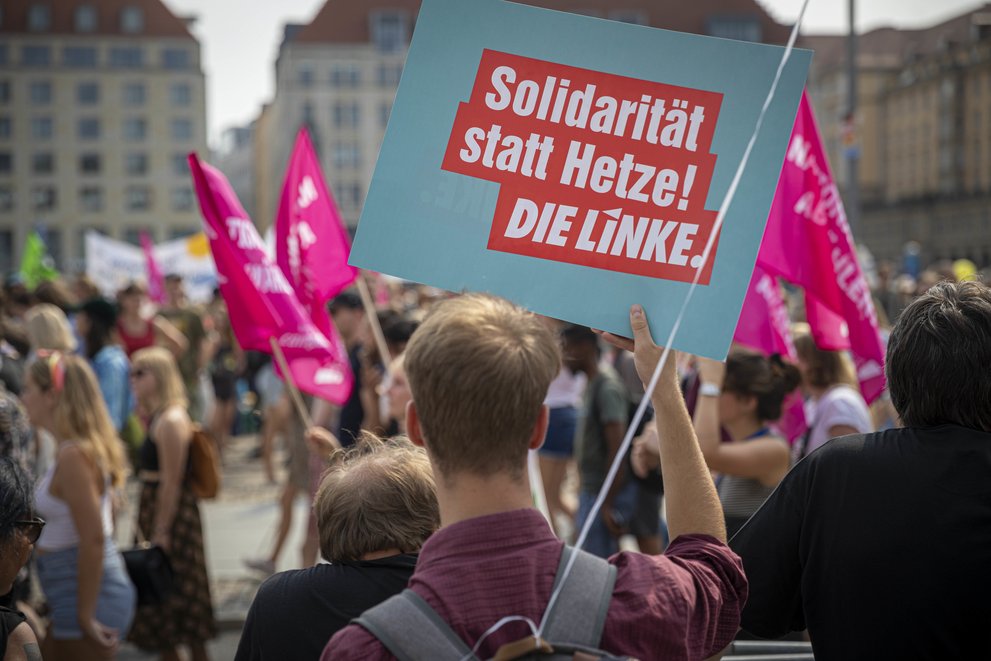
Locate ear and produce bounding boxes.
[738,392,759,415]
[528,405,550,451]
[406,400,425,448]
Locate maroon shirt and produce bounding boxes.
[324,508,746,660]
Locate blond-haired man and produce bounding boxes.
[326,295,747,660]
[236,435,438,661]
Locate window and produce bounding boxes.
[376,63,403,87]
[0,82,9,104]
[79,187,103,212]
[32,153,54,175]
[171,119,193,141]
[122,118,146,141]
[171,187,194,212]
[30,117,52,139]
[162,48,191,70]
[0,188,12,212]
[125,153,148,175]
[370,11,408,52]
[170,82,191,106]
[109,47,143,68]
[331,65,361,87]
[63,46,97,67]
[122,82,145,106]
[29,81,51,104]
[0,153,11,175]
[172,154,189,176]
[75,5,98,32]
[77,82,99,104]
[120,6,144,34]
[0,117,9,139]
[706,16,763,43]
[378,103,391,128]
[32,187,57,212]
[78,118,100,140]
[342,183,363,209]
[22,45,51,66]
[125,186,151,211]
[333,102,360,128]
[79,153,101,175]
[333,142,361,169]
[299,64,314,88]
[28,5,51,32]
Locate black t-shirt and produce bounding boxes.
[336,346,364,446]
[234,553,417,661]
[731,425,991,660]
[0,605,25,656]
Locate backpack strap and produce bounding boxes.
[353,588,473,661]
[541,545,617,648]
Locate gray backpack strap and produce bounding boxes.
[541,545,617,648]
[353,589,474,661]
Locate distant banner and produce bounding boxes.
[84,231,216,303]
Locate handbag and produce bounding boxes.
[122,526,175,606]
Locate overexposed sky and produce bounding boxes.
[164,0,985,146]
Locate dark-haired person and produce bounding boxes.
[732,280,991,660]
[236,433,438,661]
[792,328,872,461]
[76,298,132,433]
[693,352,801,537]
[0,457,42,661]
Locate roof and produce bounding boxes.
[0,0,195,39]
[292,0,792,45]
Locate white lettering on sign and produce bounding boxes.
[226,217,267,251]
[297,176,318,209]
[245,263,294,295]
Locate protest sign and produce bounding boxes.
[757,91,886,403]
[85,231,216,303]
[348,0,811,359]
[188,154,351,405]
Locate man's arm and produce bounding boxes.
[600,305,725,542]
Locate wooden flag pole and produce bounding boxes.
[269,336,314,429]
[356,276,393,366]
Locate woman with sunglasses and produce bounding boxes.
[127,347,215,661]
[21,353,135,660]
[0,457,42,660]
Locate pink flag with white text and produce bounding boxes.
[189,153,352,404]
[275,127,358,341]
[140,232,167,305]
[757,90,886,404]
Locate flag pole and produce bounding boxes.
[269,336,314,429]
[356,275,393,366]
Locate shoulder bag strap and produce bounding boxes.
[353,588,474,661]
[541,545,618,648]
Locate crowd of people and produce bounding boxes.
[0,264,989,660]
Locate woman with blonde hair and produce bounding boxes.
[24,303,77,355]
[21,353,135,659]
[127,347,215,661]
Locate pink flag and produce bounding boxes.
[275,127,358,341]
[757,90,886,404]
[140,232,167,304]
[733,265,796,360]
[188,153,353,405]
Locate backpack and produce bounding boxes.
[353,546,638,661]
[186,425,221,499]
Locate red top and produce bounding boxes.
[116,318,156,357]
[324,508,747,660]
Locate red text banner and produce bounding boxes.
[442,49,723,283]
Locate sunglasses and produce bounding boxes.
[14,517,45,545]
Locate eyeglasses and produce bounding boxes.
[14,517,45,545]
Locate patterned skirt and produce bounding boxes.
[127,481,217,650]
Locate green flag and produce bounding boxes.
[19,231,59,288]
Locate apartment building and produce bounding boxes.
[0,0,207,271]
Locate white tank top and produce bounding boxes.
[34,446,115,552]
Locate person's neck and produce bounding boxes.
[725,417,764,442]
[359,548,403,561]
[435,469,535,527]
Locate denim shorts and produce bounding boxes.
[36,539,137,640]
[539,406,578,459]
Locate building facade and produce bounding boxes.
[258,0,791,230]
[804,5,991,268]
[0,0,208,272]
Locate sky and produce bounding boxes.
[164,0,986,147]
